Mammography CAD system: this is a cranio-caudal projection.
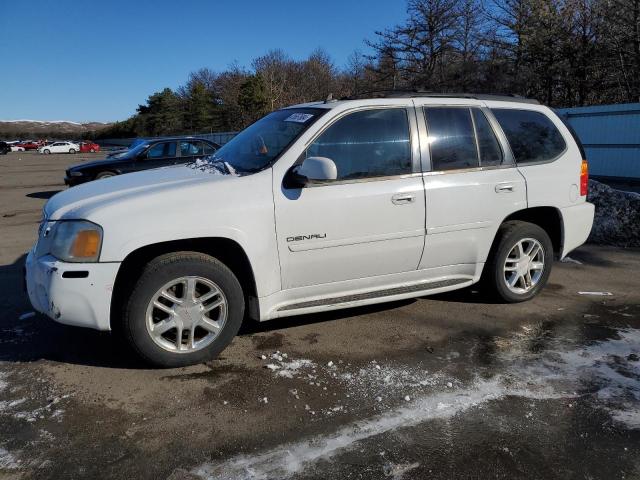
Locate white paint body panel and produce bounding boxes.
[420,168,527,268]
[39,142,79,153]
[24,97,595,332]
[25,252,118,330]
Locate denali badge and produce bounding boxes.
[286,234,327,242]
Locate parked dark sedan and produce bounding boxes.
[64,137,220,186]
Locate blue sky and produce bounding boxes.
[0,0,407,123]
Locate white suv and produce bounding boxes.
[25,94,594,367]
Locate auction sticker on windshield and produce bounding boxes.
[284,113,314,123]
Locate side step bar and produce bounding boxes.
[277,278,467,312]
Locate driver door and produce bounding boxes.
[274,106,426,289]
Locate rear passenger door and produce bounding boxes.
[416,104,527,269]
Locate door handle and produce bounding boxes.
[391,193,415,205]
[495,183,515,193]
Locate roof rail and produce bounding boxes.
[342,90,540,105]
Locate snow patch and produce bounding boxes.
[194,327,640,479]
[0,447,19,469]
[192,376,559,480]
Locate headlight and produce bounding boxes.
[50,220,103,262]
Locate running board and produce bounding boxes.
[277,278,467,312]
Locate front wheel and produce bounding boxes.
[43,149,50,154]
[483,221,553,303]
[69,148,76,154]
[121,252,245,367]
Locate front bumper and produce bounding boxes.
[64,175,84,186]
[25,250,120,331]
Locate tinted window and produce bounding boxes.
[424,107,478,170]
[147,142,177,159]
[203,142,217,155]
[492,109,566,163]
[179,141,203,156]
[306,108,411,180]
[472,109,503,166]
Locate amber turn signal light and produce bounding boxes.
[69,229,101,258]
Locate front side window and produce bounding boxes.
[424,107,504,171]
[147,141,177,159]
[306,108,412,180]
[491,109,566,164]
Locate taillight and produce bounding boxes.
[580,159,589,196]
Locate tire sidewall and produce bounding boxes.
[124,255,245,368]
[491,223,554,302]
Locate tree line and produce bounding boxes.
[98,0,640,139]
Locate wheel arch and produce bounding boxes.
[110,237,258,331]
[499,206,564,258]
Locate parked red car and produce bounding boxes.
[79,142,100,153]
[16,141,40,150]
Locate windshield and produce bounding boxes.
[206,108,325,173]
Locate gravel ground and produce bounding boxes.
[0,151,639,480]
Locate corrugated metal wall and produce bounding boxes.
[556,103,640,180]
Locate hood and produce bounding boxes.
[45,164,233,221]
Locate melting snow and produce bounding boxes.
[193,327,640,479]
[0,447,19,469]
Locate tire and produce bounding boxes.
[120,252,245,368]
[43,149,50,154]
[90,148,95,153]
[95,171,116,180]
[69,148,76,154]
[483,221,553,303]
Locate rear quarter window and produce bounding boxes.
[491,109,566,164]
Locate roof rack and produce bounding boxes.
[342,90,540,105]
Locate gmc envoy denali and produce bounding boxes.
[25,93,594,367]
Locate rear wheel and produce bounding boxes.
[69,148,76,154]
[121,252,245,367]
[90,148,95,152]
[483,221,553,302]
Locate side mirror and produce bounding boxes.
[290,157,338,187]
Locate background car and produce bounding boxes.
[0,142,10,155]
[79,141,100,153]
[16,140,40,150]
[6,141,25,152]
[39,141,79,154]
[64,137,219,185]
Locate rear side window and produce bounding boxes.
[492,109,566,164]
[423,107,503,171]
[472,109,502,166]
